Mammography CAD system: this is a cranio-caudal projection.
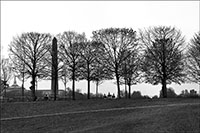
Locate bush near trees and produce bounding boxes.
[152,95,158,99]
[178,89,199,98]
[119,90,150,99]
[159,87,177,98]
[132,91,142,98]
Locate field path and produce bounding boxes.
[1,102,199,121]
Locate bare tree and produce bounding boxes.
[93,66,113,97]
[92,28,138,98]
[58,31,86,100]
[13,63,27,101]
[94,78,103,97]
[186,32,200,84]
[120,50,141,99]
[93,60,113,97]
[10,47,29,101]
[60,63,70,99]
[140,26,186,98]
[79,40,99,99]
[9,32,52,101]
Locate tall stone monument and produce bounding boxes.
[51,37,58,100]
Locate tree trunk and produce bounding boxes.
[161,41,167,98]
[3,81,7,100]
[161,65,167,98]
[31,74,37,101]
[96,81,99,97]
[128,83,131,99]
[87,63,90,99]
[72,69,75,100]
[87,79,90,99]
[64,81,67,100]
[4,86,7,100]
[162,79,167,98]
[36,78,38,92]
[124,63,127,99]
[5,88,7,100]
[125,79,127,99]
[22,71,25,102]
[199,82,200,95]
[116,73,121,99]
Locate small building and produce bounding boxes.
[6,76,27,98]
[7,76,22,92]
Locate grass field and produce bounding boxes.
[1,98,200,133]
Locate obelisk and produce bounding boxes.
[51,37,58,100]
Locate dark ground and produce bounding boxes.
[1,98,200,133]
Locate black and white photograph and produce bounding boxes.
[0,1,199,132]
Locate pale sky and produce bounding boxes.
[1,1,199,97]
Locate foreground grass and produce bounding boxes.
[1,98,200,133]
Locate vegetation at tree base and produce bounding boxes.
[140,26,186,98]
[2,27,199,101]
[1,85,199,102]
[159,87,177,98]
[152,95,158,99]
[178,89,199,98]
[119,90,150,99]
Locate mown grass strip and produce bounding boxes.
[1,102,199,121]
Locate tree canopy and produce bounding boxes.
[186,32,200,84]
[140,26,186,98]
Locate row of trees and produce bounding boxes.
[1,26,199,100]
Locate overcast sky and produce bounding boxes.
[1,1,199,96]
